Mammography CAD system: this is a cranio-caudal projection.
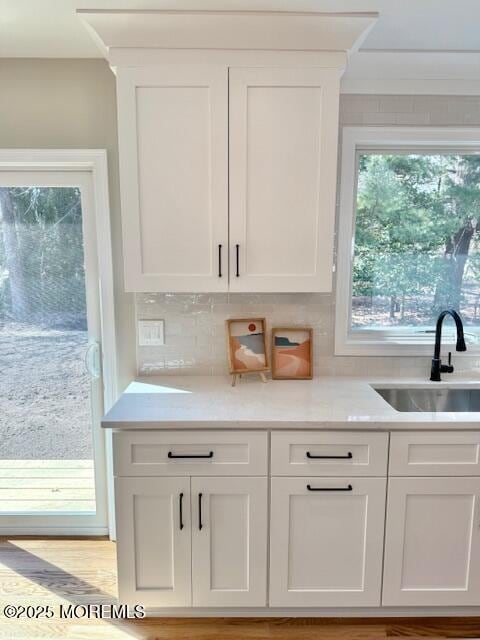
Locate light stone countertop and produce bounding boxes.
[102,374,480,430]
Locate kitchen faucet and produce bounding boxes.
[430,309,467,381]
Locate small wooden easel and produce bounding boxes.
[231,371,268,387]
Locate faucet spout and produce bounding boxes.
[430,309,466,382]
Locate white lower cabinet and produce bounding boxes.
[269,477,387,607]
[115,476,191,607]
[115,475,267,608]
[113,430,480,613]
[192,477,268,606]
[382,477,480,606]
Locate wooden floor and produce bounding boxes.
[0,538,478,640]
[0,461,95,513]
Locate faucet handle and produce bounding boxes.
[440,352,454,374]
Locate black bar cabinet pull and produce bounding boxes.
[218,244,222,278]
[307,484,353,492]
[168,451,214,459]
[306,451,353,460]
[179,492,184,530]
[198,493,203,530]
[235,244,240,277]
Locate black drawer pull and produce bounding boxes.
[198,493,203,530]
[168,451,214,459]
[218,244,222,278]
[307,484,353,492]
[179,492,184,530]
[235,244,240,277]
[306,451,353,460]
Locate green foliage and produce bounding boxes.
[353,154,480,327]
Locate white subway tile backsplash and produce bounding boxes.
[135,290,444,378]
[379,96,415,113]
[394,112,430,125]
[340,95,380,113]
[412,96,452,113]
[136,292,335,376]
[339,111,365,125]
[362,112,396,125]
[463,112,480,125]
[428,111,464,125]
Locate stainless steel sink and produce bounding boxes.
[373,387,480,412]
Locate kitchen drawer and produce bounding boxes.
[271,432,389,477]
[389,431,480,476]
[113,430,268,477]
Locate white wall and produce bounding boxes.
[0,58,136,391]
[136,95,480,378]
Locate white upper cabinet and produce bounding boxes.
[80,10,375,293]
[117,66,229,292]
[116,63,341,293]
[229,68,340,292]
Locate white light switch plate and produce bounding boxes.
[138,320,165,346]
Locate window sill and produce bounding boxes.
[335,335,480,357]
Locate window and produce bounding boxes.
[336,128,480,355]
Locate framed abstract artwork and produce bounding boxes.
[271,327,313,380]
[226,318,269,384]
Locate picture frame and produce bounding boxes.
[225,318,269,385]
[271,327,313,380]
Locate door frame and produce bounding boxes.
[0,149,117,535]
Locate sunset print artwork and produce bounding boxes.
[226,318,269,384]
[272,328,313,380]
[227,319,267,370]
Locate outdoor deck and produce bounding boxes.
[0,460,95,512]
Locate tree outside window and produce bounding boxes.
[352,153,480,330]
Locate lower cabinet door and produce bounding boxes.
[383,477,480,606]
[191,476,268,606]
[115,476,191,607]
[269,477,386,607]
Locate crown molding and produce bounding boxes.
[341,50,480,95]
[76,9,378,56]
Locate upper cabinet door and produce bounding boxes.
[229,67,340,292]
[117,66,228,292]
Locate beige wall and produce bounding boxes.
[0,58,135,391]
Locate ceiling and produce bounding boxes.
[1,1,479,93]
[1,0,479,58]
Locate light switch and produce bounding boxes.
[138,320,165,346]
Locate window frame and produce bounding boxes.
[335,126,480,356]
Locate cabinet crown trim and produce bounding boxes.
[77,9,377,56]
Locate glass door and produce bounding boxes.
[0,169,108,534]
